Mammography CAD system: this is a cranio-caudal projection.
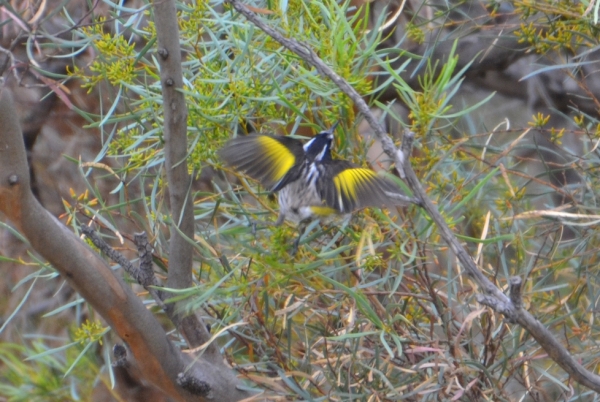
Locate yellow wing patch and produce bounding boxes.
[257,136,296,182]
[333,168,377,203]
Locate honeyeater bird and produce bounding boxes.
[219,123,418,239]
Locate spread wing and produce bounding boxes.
[219,135,305,191]
[317,160,403,213]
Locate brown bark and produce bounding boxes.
[0,87,251,401]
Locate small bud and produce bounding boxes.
[157,48,168,59]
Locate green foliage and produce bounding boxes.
[8,0,600,400]
[529,111,550,128]
[70,17,140,90]
[73,320,107,346]
[71,0,382,178]
[515,1,594,54]
[0,339,105,401]
[66,0,582,398]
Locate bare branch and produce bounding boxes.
[149,2,253,399]
[226,0,404,177]
[152,0,195,297]
[0,88,189,400]
[0,88,252,401]
[476,294,516,322]
[401,131,600,392]
[151,0,231,365]
[226,1,600,393]
[80,225,167,311]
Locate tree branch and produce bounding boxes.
[401,132,600,392]
[225,0,404,177]
[80,225,167,311]
[152,0,230,364]
[227,0,600,393]
[152,0,195,300]
[0,87,190,400]
[0,87,251,401]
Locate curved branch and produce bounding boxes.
[226,0,402,176]
[0,88,188,399]
[227,0,600,393]
[400,132,600,392]
[0,87,251,401]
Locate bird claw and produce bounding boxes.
[291,235,301,257]
[290,222,309,257]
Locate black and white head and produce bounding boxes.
[303,122,339,162]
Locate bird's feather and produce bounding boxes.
[219,135,305,191]
[318,160,403,213]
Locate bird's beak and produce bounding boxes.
[328,121,340,134]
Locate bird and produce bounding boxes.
[219,123,417,252]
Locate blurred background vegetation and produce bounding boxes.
[1,0,600,400]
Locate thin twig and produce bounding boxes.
[134,231,158,288]
[509,276,523,311]
[226,0,404,178]
[0,89,197,400]
[401,132,600,392]
[81,224,167,311]
[227,0,600,392]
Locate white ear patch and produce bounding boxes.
[315,145,328,161]
[303,137,316,151]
